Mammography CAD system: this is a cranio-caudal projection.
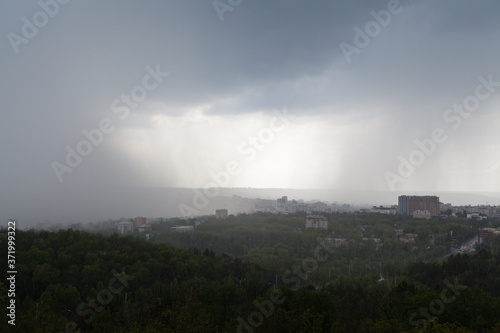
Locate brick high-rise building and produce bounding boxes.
[134,217,147,229]
[398,195,440,216]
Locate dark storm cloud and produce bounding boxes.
[1,0,499,226]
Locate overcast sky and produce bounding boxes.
[2,0,500,225]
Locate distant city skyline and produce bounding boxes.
[7,187,500,229]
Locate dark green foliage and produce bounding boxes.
[1,213,499,332]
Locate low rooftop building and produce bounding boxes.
[306,215,328,230]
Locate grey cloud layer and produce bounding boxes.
[1,0,499,226]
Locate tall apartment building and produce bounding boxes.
[134,217,147,229]
[398,195,440,216]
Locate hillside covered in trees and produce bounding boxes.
[1,213,500,332]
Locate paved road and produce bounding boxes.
[448,235,478,256]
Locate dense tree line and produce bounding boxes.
[0,229,269,332]
[149,212,483,284]
[1,213,499,332]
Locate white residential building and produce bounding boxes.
[116,221,133,234]
[413,210,431,220]
[171,226,194,232]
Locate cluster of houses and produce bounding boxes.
[115,217,153,234]
[255,196,355,214]
[115,210,229,235]
[370,202,500,221]
[442,203,500,219]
